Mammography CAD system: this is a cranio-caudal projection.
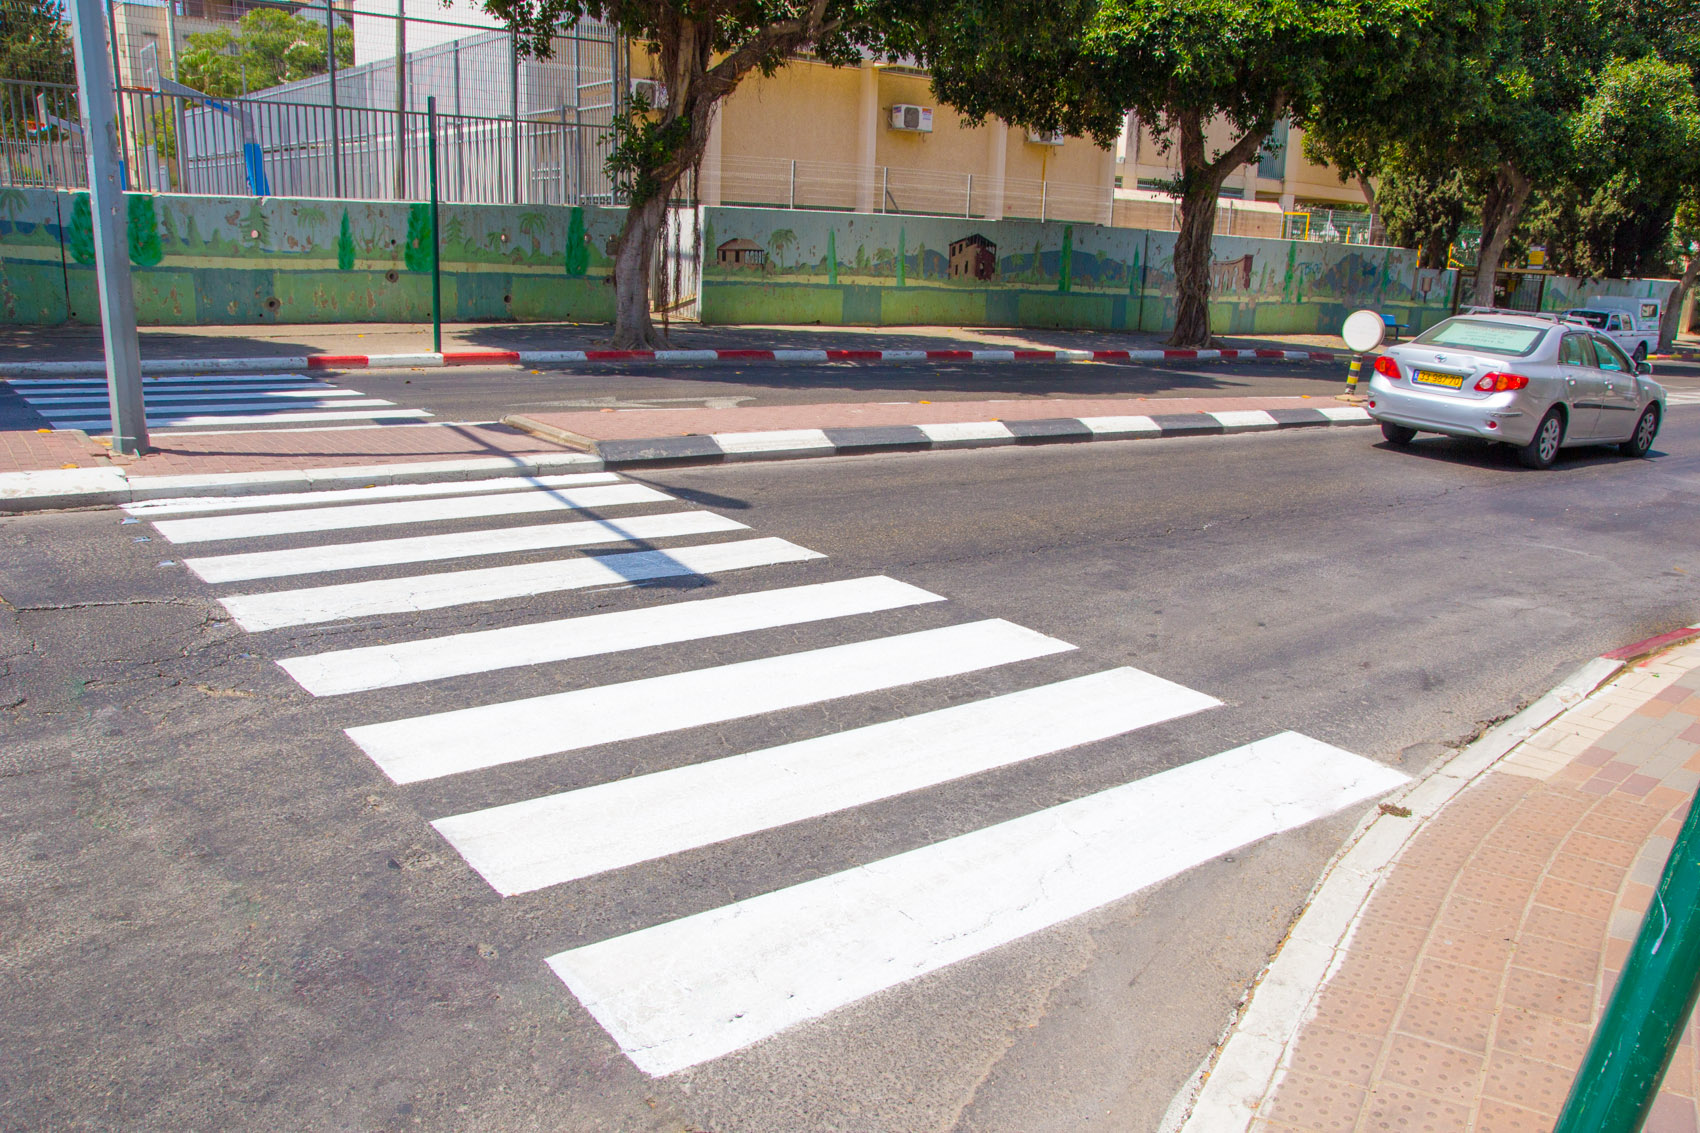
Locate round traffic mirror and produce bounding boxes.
[1342,309,1387,354]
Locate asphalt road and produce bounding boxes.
[1,408,1696,1133]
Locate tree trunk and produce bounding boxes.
[1166,107,1278,348]
[1659,252,1700,350]
[1359,175,1385,246]
[611,193,669,348]
[1472,163,1533,307]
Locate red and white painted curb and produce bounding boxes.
[3,346,1339,378]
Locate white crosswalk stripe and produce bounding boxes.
[347,619,1075,783]
[117,469,1407,1078]
[1665,390,1700,406]
[185,509,749,582]
[548,732,1408,1077]
[4,373,434,432]
[278,575,945,695]
[219,537,824,630]
[435,668,1222,895]
[152,482,673,543]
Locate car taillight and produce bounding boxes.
[1474,372,1530,392]
[1374,355,1400,378]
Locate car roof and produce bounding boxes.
[1455,308,1593,329]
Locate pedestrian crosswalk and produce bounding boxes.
[1666,389,1700,407]
[3,373,433,433]
[118,466,1409,1077]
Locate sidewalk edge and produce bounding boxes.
[1160,651,1635,1133]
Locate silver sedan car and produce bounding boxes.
[1366,310,1667,468]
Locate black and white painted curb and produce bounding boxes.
[507,405,1374,468]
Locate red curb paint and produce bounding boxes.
[583,350,654,361]
[825,350,885,361]
[443,350,521,365]
[1603,627,1700,661]
[308,355,369,368]
[713,349,776,360]
[1093,350,1132,361]
[1308,351,1336,361]
[1014,349,1058,359]
[1219,349,1242,359]
[925,350,975,360]
[1254,349,1285,358]
[1164,349,1199,359]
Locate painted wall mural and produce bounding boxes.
[0,189,622,326]
[696,206,1467,336]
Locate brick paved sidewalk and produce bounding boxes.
[1251,639,1700,1132]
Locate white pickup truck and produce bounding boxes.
[1562,296,1663,362]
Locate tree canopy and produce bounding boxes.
[177,8,353,97]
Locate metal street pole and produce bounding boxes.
[68,0,149,454]
[1553,791,1700,1133]
[427,95,441,354]
[325,0,341,197]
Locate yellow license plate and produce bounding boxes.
[1414,370,1464,389]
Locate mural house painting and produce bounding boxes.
[716,238,767,269]
[949,234,998,281]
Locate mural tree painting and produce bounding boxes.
[67,193,95,265]
[127,195,162,267]
[519,211,548,255]
[564,206,590,276]
[768,227,797,270]
[897,227,906,286]
[899,0,1465,345]
[1057,225,1072,294]
[479,0,909,347]
[404,204,433,272]
[337,210,355,270]
[826,229,838,285]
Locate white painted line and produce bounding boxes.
[5,374,325,387]
[1055,349,1094,361]
[186,509,747,582]
[653,350,722,363]
[281,575,943,696]
[125,471,621,516]
[347,619,1072,784]
[548,732,1407,1077]
[22,388,367,406]
[1317,406,1371,422]
[771,350,830,362]
[40,398,398,422]
[151,482,671,543]
[711,429,834,455]
[1079,415,1161,435]
[1207,410,1280,431]
[367,352,444,368]
[917,421,1015,443]
[880,350,928,361]
[438,667,1221,896]
[220,536,822,631]
[969,350,1016,362]
[80,408,433,430]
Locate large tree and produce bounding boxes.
[177,8,353,97]
[483,0,895,347]
[903,0,1466,346]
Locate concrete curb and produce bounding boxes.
[504,406,1375,468]
[1158,629,1700,1133]
[1,346,1340,378]
[0,451,604,513]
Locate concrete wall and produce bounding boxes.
[0,188,621,326]
[698,205,1458,336]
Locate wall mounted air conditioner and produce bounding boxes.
[631,78,668,108]
[889,104,934,132]
[1027,129,1066,146]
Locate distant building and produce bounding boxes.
[949,234,997,281]
[716,238,766,268]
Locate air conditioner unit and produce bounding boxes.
[631,77,668,109]
[1027,129,1066,146]
[889,104,934,133]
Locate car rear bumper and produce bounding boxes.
[1367,378,1540,445]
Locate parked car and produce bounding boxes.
[1365,310,1666,469]
[1561,296,1662,362]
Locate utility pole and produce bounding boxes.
[68,0,149,455]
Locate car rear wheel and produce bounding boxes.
[1620,404,1660,457]
[1380,421,1418,445]
[1518,409,1564,469]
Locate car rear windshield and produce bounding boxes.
[1566,310,1609,328]
[1411,318,1547,357]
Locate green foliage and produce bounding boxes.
[404,204,433,272]
[1058,225,1073,294]
[127,196,162,267]
[66,193,94,265]
[336,210,355,270]
[564,206,589,276]
[1379,167,1475,269]
[0,0,73,87]
[178,9,353,97]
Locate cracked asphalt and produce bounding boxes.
[1,409,1696,1133]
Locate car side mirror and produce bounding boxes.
[1636,360,1653,375]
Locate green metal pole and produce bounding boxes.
[1553,790,1700,1132]
[427,95,441,355]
